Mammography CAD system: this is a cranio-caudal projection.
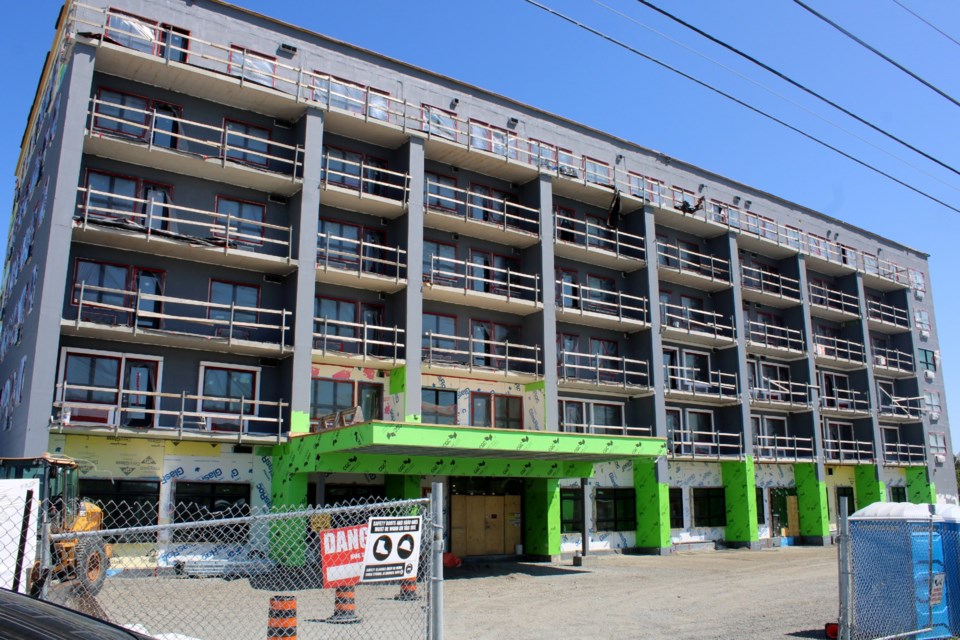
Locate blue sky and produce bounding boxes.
[2,0,960,444]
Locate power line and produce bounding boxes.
[793,0,960,110]
[890,0,960,50]
[633,0,960,180]
[519,0,960,215]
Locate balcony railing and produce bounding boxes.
[88,96,303,179]
[872,347,914,374]
[819,388,869,414]
[749,380,812,408]
[740,265,800,301]
[821,434,874,463]
[554,212,646,261]
[669,429,743,459]
[866,299,909,330]
[808,282,860,317]
[316,232,406,282]
[881,439,927,465]
[661,303,735,342]
[313,317,404,364]
[422,332,541,377]
[426,255,540,303]
[656,241,730,283]
[76,186,293,259]
[72,283,290,349]
[424,178,540,236]
[813,335,865,364]
[754,433,815,462]
[555,282,647,323]
[876,393,924,421]
[52,383,286,440]
[322,153,410,204]
[557,351,651,390]
[559,422,653,438]
[664,366,739,401]
[746,321,804,353]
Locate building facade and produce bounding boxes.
[0,0,954,558]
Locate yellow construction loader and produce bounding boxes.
[0,454,111,595]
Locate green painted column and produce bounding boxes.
[854,464,885,509]
[268,445,309,566]
[523,478,561,559]
[721,458,759,545]
[385,474,421,500]
[794,463,829,539]
[634,459,670,550]
[906,467,936,503]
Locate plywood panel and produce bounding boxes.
[786,495,801,537]
[467,497,487,556]
[451,495,468,557]
[504,495,522,553]
[484,495,505,555]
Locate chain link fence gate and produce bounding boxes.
[0,484,445,640]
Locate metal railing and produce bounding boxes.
[72,282,290,349]
[52,383,287,439]
[76,186,293,259]
[740,264,800,300]
[664,365,739,400]
[661,302,735,341]
[313,317,404,363]
[813,334,866,363]
[426,255,540,303]
[745,320,805,352]
[656,241,730,283]
[555,281,648,323]
[88,96,302,178]
[424,178,540,236]
[871,346,914,373]
[553,211,646,261]
[422,332,541,376]
[316,231,406,282]
[668,428,743,459]
[876,390,924,420]
[819,388,870,414]
[821,434,874,463]
[559,422,653,437]
[749,379,812,407]
[753,433,816,461]
[321,152,410,203]
[881,438,927,465]
[556,351,651,389]
[866,299,909,329]
[809,282,861,317]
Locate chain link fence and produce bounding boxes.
[0,486,443,640]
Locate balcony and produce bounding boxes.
[74,186,295,275]
[664,366,740,406]
[753,433,815,462]
[554,211,646,272]
[813,335,866,369]
[556,351,653,396]
[423,179,540,248]
[872,347,914,378]
[313,318,404,370]
[656,241,731,292]
[63,283,291,357]
[321,153,409,218]
[819,389,870,418]
[881,437,927,466]
[86,96,303,196]
[876,393,924,423]
[808,282,860,322]
[660,303,736,348]
[316,231,407,293]
[866,300,910,334]
[423,255,542,315]
[821,434,875,464]
[740,265,801,308]
[748,381,812,412]
[560,422,653,438]
[52,383,287,444]
[669,428,744,460]
[555,282,648,332]
[421,332,541,383]
[745,321,806,359]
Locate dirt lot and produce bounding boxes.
[444,546,838,640]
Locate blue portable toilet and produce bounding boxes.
[935,505,960,637]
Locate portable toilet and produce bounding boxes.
[935,505,960,636]
[848,503,950,640]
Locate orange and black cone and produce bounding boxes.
[394,577,420,601]
[267,595,297,639]
[328,585,361,624]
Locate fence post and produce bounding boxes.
[430,482,444,640]
[838,496,852,640]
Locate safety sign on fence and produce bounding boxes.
[361,516,422,582]
[320,523,368,588]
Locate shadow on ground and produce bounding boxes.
[444,562,586,580]
[787,629,830,638]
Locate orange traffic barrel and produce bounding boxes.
[328,585,361,624]
[395,577,420,601]
[267,595,297,639]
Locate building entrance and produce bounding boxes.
[449,478,522,557]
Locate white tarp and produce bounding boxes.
[0,479,40,592]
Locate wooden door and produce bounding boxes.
[451,495,468,557]
[482,496,505,555]
[504,495,522,553]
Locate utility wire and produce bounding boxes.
[890,0,960,50]
[634,0,960,180]
[519,0,960,215]
[793,0,960,110]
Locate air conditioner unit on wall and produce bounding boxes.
[874,355,887,366]
[920,330,930,341]
[935,454,946,464]
[915,290,925,301]
[925,370,936,382]
[930,412,941,422]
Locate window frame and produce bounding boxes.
[93,87,151,140]
[421,387,458,425]
[228,45,278,87]
[919,348,937,372]
[692,487,727,528]
[560,487,584,534]
[208,278,261,335]
[222,117,271,168]
[196,361,261,423]
[669,487,684,529]
[594,487,636,532]
[214,194,266,245]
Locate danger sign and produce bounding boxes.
[320,524,368,588]
[361,516,422,582]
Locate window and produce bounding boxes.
[929,432,947,457]
[560,488,584,534]
[669,488,684,529]
[692,487,726,527]
[910,269,926,292]
[756,487,765,525]
[919,349,937,371]
[423,241,457,283]
[86,170,139,220]
[528,139,557,169]
[889,486,907,503]
[200,364,258,421]
[73,259,129,312]
[422,388,457,425]
[63,352,120,405]
[422,105,458,141]
[105,10,158,54]
[915,309,930,332]
[311,378,353,420]
[173,482,250,543]
[158,24,190,62]
[425,173,457,211]
[469,120,514,158]
[495,395,522,430]
[592,404,623,432]
[58,348,162,427]
[595,488,636,532]
[79,479,160,536]
[224,120,269,166]
[583,157,611,186]
[358,383,383,421]
[314,297,358,350]
[228,46,276,86]
[209,280,259,334]
[215,197,264,244]
[94,89,149,139]
[925,392,942,413]
[835,487,856,517]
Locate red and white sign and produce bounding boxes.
[320,524,368,588]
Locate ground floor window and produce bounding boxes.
[172,481,250,543]
[561,487,583,534]
[669,487,684,528]
[692,487,726,527]
[756,487,765,525]
[889,486,907,503]
[79,479,160,537]
[595,487,635,532]
[422,388,457,424]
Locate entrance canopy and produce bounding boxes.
[273,422,667,479]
